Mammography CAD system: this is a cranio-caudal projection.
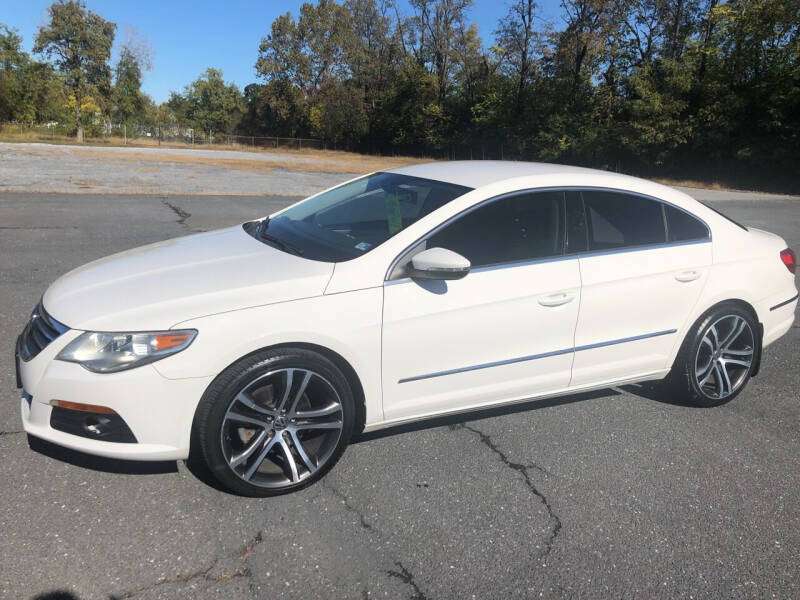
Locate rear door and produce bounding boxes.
[569,189,712,387]
[381,190,582,422]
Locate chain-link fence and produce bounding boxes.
[0,122,321,151]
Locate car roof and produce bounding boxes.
[385,160,638,190]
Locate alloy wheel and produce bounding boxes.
[220,368,344,489]
[694,315,754,400]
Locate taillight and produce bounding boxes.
[780,248,796,274]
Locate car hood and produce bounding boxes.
[43,225,334,331]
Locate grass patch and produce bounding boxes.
[653,177,728,191]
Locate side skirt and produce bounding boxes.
[362,369,671,434]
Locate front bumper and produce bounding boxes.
[18,329,213,461]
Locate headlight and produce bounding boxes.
[57,330,197,373]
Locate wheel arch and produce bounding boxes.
[678,297,763,377]
[196,341,368,435]
[282,342,368,434]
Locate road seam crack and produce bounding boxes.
[0,430,24,437]
[452,423,562,557]
[321,479,374,531]
[110,530,263,598]
[161,198,191,228]
[386,561,429,600]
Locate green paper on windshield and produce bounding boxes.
[385,193,403,234]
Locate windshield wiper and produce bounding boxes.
[258,220,305,256]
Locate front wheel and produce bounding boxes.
[194,348,355,496]
[668,305,759,407]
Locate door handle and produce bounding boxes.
[538,291,577,307]
[675,270,702,283]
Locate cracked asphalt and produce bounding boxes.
[1,190,798,600]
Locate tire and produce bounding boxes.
[667,303,759,407]
[194,347,355,497]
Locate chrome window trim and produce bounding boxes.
[384,238,712,286]
[384,186,712,282]
[574,238,711,260]
[398,328,678,383]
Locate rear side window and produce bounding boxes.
[427,190,564,268]
[582,191,666,250]
[664,205,710,242]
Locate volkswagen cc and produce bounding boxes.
[16,162,798,495]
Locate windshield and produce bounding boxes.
[246,172,472,262]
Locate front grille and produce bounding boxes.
[19,301,69,361]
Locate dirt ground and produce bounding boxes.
[0,142,424,196]
[2,141,799,203]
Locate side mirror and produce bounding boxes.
[408,247,470,280]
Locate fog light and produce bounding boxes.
[49,400,137,443]
[84,415,112,436]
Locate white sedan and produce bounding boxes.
[16,162,797,496]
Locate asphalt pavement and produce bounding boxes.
[0,191,798,600]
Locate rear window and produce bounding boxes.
[582,191,666,250]
[664,205,710,242]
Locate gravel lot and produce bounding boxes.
[0,152,798,599]
[0,142,357,196]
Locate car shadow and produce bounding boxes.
[619,381,703,407]
[27,435,178,475]
[353,380,707,444]
[32,592,82,600]
[183,437,232,494]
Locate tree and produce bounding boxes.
[0,25,28,122]
[34,0,115,141]
[407,0,474,104]
[256,1,352,92]
[495,0,538,112]
[344,0,402,150]
[1,24,67,124]
[113,29,153,127]
[309,82,368,146]
[176,68,245,140]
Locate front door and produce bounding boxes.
[381,190,582,423]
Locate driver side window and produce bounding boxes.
[426,190,565,269]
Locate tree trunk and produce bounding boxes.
[75,92,84,143]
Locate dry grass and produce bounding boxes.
[653,177,727,191]
[0,129,75,145]
[0,130,426,174]
[0,128,430,173]
[68,147,424,175]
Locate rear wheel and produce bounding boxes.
[668,305,758,407]
[195,348,355,496]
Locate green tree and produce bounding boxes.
[344,0,402,150]
[177,68,245,140]
[256,1,352,91]
[407,0,474,104]
[0,24,29,122]
[113,31,153,128]
[34,0,115,141]
[309,82,368,146]
[1,24,67,124]
[494,0,538,113]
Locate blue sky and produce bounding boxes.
[3,0,562,103]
